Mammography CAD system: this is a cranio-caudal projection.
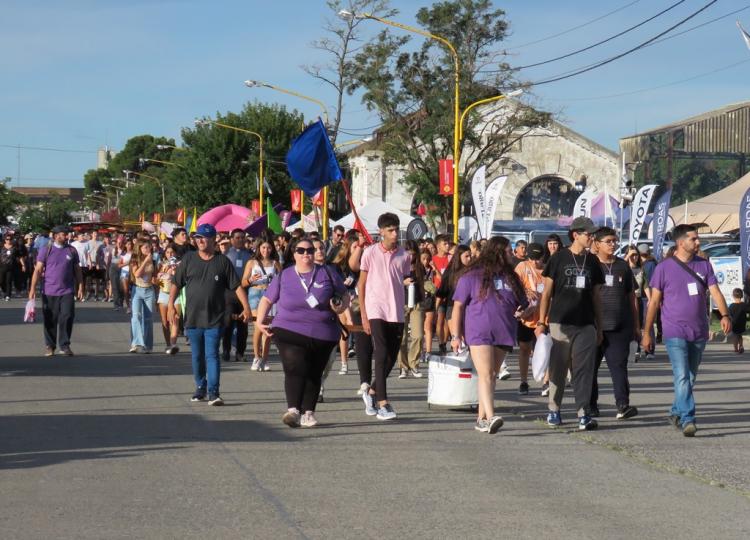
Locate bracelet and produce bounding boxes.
[537,322,547,328]
[721,314,731,319]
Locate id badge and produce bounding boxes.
[494,278,503,290]
[575,275,586,289]
[306,294,319,308]
[687,282,699,296]
[536,283,544,293]
[605,275,614,287]
[235,259,243,268]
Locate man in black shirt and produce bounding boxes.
[171,227,195,260]
[536,217,604,430]
[590,227,639,420]
[169,224,251,405]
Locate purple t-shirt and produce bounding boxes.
[650,256,717,341]
[452,269,521,347]
[37,243,79,296]
[264,264,347,343]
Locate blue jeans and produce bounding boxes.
[664,338,706,426]
[130,286,154,350]
[186,327,222,396]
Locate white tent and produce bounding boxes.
[670,171,750,233]
[331,200,414,233]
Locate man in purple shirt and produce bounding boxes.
[642,224,730,437]
[28,225,84,356]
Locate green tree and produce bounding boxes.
[167,102,305,212]
[346,0,550,227]
[83,167,112,196]
[18,195,77,233]
[0,182,25,226]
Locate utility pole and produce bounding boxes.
[666,131,674,191]
[17,144,21,187]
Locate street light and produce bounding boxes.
[194,118,265,216]
[139,157,183,168]
[155,144,188,151]
[339,10,462,242]
[124,169,166,215]
[244,79,331,238]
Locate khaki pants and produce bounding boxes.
[548,323,597,417]
[398,306,424,371]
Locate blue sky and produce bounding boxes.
[2,0,749,188]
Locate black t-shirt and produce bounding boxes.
[597,257,634,332]
[543,248,605,326]
[729,302,748,334]
[173,242,196,260]
[174,252,241,328]
[0,245,19,267]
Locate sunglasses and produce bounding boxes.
[295,247,315,255]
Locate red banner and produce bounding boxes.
[251,199,260,216]
[439,159,454,196]
[312,190,323,207]
[176,208,185,225]
[290,189,302,213]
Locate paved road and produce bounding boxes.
[2,300,750,539]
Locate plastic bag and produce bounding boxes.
[24,299,36,323]
[532,332,553,382]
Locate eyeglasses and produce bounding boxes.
[597,239,618,245]
[295,247,315,255]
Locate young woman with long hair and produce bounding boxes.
[242,238,281,371]
[398,247,426,378]
[118,238,134,314]
[331,234,358,374]
[129,239,156,353]
[156,244,180,354]
[450,236,527,434]
[420,249,437,361]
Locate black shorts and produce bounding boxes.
[517,322,536,344]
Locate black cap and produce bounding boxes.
[527,243,544,260]
[52,225,69,234]
[569,217,597,233]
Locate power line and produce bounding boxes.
[530,0,718,87]
[642,3,750,48]
[517,0,686,70]
[0,144,98,154]
[547,57,750,102]
[505,0,644,51]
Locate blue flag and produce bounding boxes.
[740,186,750,277]
[652,188,672,262]
[286,119,343,196]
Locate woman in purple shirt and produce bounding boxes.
[450,237,527,434]
[255,238,350,428]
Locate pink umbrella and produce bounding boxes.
[197,204,253,233]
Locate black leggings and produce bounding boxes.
[273,327,337,412]
[369,319,404,402]
[222,293,248,357]
[0,264,13,297]
[355,332,374,385]
[592,326,632,409]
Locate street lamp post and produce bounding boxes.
[244,79,332,240]
[124,169,166,215]
[139,158,184,168]
[194,119,265,216]
[339,10,462,242]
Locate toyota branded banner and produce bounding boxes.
[740,186,750,277]
[470,166,487,237]
[652,188,672,262]
[628,184,658,246]
[572,188,595,218]
[483,175,507,240]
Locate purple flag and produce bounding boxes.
[652,188,672,262]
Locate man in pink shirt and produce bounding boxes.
[358,213,412,420]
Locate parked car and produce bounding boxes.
[701,241,740,259]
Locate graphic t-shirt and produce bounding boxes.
[650,256,717,341]
[432,254,450,289]
[597,257,634,332]
[543,248,605,326]
[173,252,240,328]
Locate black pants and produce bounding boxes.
[591,326,632,409]
[222,292,248,358]
[0,264,13,297]
[109,264,122,307]
[42,293,75,349]
[355,332,374,385]
[369,319,404,402]
[273,327,337,412]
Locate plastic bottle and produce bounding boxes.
[407,282,415,308]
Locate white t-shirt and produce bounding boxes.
[70,240,90,268]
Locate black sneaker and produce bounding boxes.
[589,405,600,418]
[208,394,224,406]
[191,389,207,402]
[667,415,681,429]
[438,343,447,354]
[616,405,638,420]
[578,415,598,431]
[221,352,230,362]
[518,382,529,395]
[540,382,550,397]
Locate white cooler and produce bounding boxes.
[427,351,478,408]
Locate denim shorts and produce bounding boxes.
[248,287,264,310]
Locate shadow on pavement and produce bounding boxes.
[0,413,295,470]
[0,354,194,377]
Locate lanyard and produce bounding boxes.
[571,250,587,276]
[295,267,318,294]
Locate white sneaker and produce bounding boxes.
[410,369,423,378]
[250,358,261,371]
[357,382,369,396]
[398,369,408,379]
[338,363,348,375]
[488,415,504,434]
[282,408,301,428]
[260,359,271,372]
[498,368,511,380]
[376,403,397,420]
[301,411,319,427]
[362,390,377,416]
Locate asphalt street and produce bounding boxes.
[2,300,750,540]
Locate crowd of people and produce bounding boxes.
[16,211,741,437]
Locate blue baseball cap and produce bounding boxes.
[194,223,217,238]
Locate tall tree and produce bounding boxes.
[347,0,550,226]
[18,195,77,233]
[167,102,305,212]
[0,183,24,226]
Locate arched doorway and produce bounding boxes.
[513,175,577,219]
